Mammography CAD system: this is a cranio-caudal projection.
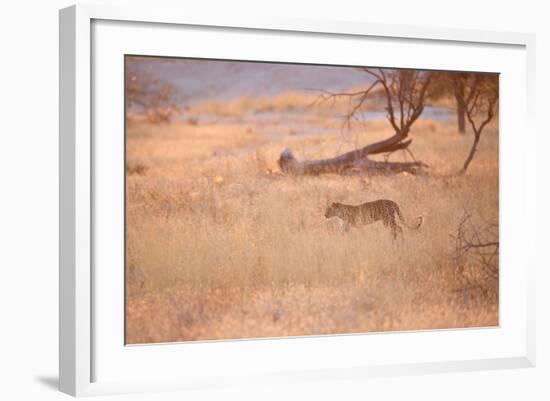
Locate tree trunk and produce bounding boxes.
[457,98,466,134]
[454,82,466,134]
[278,129,427,175]
[462,132,481,172]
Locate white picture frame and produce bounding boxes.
[59,4,536,397]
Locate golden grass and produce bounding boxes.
[125,102,499,344]
[186,90,379,117]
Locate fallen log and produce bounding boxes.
[278,131,427,175]
[278,148,426,175]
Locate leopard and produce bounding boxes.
[324,199,423,239]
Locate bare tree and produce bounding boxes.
[454,74,499,172]
[278,68,432,175]
[451,211,499,282]
[126,58,180,124]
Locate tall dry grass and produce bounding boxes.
[125,96,498,344]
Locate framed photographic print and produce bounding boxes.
[59,4,536,396]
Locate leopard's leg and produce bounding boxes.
[388,215,403,241]
[382,216,392,233]
[343,220,351,233]
[381,216,395,238]
[395,225,405,246]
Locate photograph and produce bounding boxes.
[124,56,499,344]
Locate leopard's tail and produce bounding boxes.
[395,207,423,230]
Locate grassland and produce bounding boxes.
[125,94,499,344]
